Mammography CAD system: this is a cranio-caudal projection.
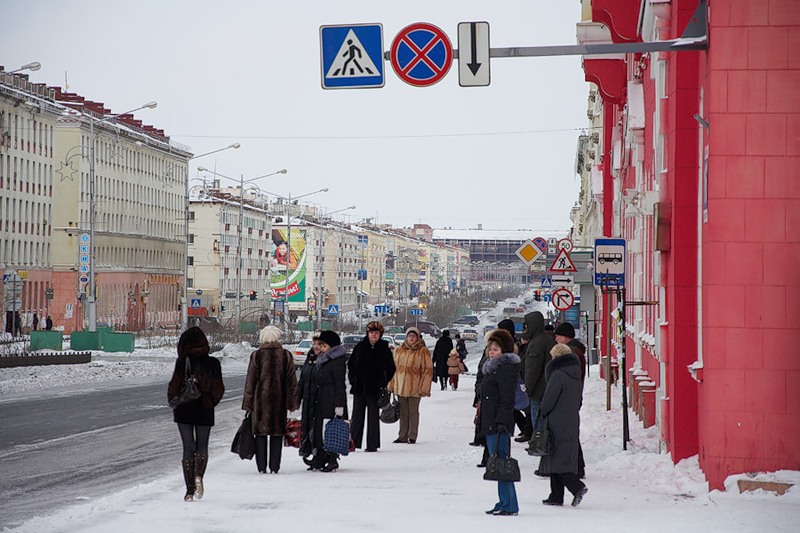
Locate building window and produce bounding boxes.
[188,234,195,244]
[188,211,195,221]
[187,256,194,266]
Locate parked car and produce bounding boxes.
[341,335,363,355]
[291,339,313,367]
[393,333,406,345]
[382,335,398,352]
[455,315,480,326]
[483,325,495,334]
[461,328,479,342]
[447,325,463,336]
[404,320,441,338]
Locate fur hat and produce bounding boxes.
[317,330,341,348]
[366,321,384,334]
[486,329,516,354]
[405,326,421,338]
[554,322,575,338]
[178,326,209,358]
[442,329,450,337]
[551,343,573,358]
[258,325,282,344]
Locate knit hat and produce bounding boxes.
[551,343,573,358]
[178,326,209,358]
[442,329,450,337]
[497,319,516,338]
[317,330,341,348]
[554,322,575,339]
[366,321,384,334]
[405,326,421,338]
[486,329,515,354]
[258,325,282,344]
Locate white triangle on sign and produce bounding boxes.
[549,248,577,272]
[326,29,381,78]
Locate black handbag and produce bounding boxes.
[527,418,553,457]
[379,393,400,424]
[377,387,390,409]
[484,445,521,483]
[168,358,201,409]
[231,413,256,460]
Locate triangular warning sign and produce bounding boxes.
[549,248,577,272]
[326,29,380,78]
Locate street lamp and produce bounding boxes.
[198,167,287,328]
[315,205,356,329]
[2,61,41,75]
[180,143,241,331]
[86,100,157,332]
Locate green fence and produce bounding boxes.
[30,331,63,351]
[102,332,135,353]
[70,331,102,351]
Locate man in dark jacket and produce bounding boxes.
[432,330,453,391]
[554,322,587,478]
[522,311,555,432]
[348,321,396,452]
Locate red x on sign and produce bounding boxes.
[390,22,453,87]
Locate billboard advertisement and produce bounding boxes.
[270,228,307,304]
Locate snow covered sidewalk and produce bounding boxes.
[6,369,799,532]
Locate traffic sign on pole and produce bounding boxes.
[320,24,385,89]
[328,304,340,315]
[549,248,577,272]
[515,239,544,266]
[594,238,626,286]
[410,308,424,316]
[457,21,490,87]
[552,287,574,311]
[390,22,453,87]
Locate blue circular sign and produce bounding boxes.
[390,22,453,87]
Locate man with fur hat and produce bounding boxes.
[387,327,433,443]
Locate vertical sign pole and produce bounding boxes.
[620,285,630,450]
[605,290,612,412]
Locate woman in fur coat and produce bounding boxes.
[242,325,299,474]
[168,327,225,502]
[538,343,588,507]
[387,327,433,444]
[479,328,521,516]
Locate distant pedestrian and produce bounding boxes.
[32,314,39,332]
[242,325,299,474]
[45,315,53,331]
[167,327,225,502]
[348,321,396,452]
[387,327,433,444]
[447,348,466,390]
[432,329,453,391]
[480,328,521,516]
[297,332,322,460]
[300,330,348,472]
[539,344,588,507]
[455,333,468,360]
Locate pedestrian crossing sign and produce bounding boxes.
[320,24,385,89]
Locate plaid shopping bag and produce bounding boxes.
[323,416,352,456]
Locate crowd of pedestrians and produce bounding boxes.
[167,307,589,514]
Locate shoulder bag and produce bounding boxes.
[231,413,256,460]
[168,357,202,409]
[379,393,400,424]
[527,416,553,457]
[484,436,521,482]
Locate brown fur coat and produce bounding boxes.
[242,342,299,436]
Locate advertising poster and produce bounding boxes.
[270,228,307,304]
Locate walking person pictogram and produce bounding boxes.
[333,39,374,76]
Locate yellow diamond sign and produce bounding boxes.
[515,239,544,266]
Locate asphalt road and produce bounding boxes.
[0,374,247,530]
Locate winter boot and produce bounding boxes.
[321,453,339,472]
[181,459,196,502]
[194,452,208,500]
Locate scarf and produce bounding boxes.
[316,344,347,366]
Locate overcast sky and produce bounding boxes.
[2,0,588,232]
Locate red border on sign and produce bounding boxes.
[390,22,452,87]
[552,287,574,311]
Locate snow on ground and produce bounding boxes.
[3,356,798,532]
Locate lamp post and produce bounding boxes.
[85,100,157,332]
[180,143,241,331]
[316,205,356,330]
[3,61,41,75]
[197,167,287,329]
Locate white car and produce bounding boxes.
[393,333,406,345]
[461,328,479,342]
[382,335,398,352]
[291,339,313,367]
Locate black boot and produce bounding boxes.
[181,459,196,502]
[194,452,208,499]
[321,453,339,472]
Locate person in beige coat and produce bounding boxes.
[446,348,466,390]
[387,327,433,443]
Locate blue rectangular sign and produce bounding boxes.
[320,24,384,89]
[410,308,424,316]
[594,238,626,286]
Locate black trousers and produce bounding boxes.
[513,409,528,435]
[255,435,283,473]
[351,393,381,450]
[549,472,586,503]
[177,423,210,460]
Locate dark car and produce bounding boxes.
[455,315,480,326]
[341,335,362,355]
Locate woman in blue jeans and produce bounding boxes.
[479,328,521,516]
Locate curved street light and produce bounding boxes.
[4,61,41,75]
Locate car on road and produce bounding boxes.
[483,324,495,334]
[461,328,479,342]
[382,335,399,352]
[393,333,406,345]
[341,335,363,355]
[291,339,313,367]
[454,315,480,326]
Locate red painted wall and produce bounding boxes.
[699,0,800,489]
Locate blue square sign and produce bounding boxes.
[320,24,384,89]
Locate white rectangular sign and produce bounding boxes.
[458,21,490,87]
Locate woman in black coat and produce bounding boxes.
[167,327,225,502]
[479,329,521,516]
[348,321,396,452]
[242,325,299,474]
[538,343,588,507]
[432,330,453,391]
[298,330,348,472]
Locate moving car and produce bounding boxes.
[393,333,406,345]
[291,339,313,367]
[341,335,363,355]
[404,320,441,338]
[455,315,480,326]
[461,328,479,342]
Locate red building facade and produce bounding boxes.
[581,0,799,489]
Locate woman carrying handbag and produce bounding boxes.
[479,329,521,516]
[167,327,225,502]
